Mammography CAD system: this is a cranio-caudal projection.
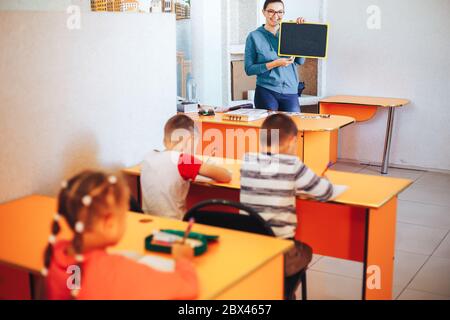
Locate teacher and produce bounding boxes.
[245,0,305,112]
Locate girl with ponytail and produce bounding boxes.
[42,170,198,300]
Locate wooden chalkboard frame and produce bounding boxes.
[278,22,329,59]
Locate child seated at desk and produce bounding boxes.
[240,113,335,299]
[141,114,232,219]
[42,170,198,300]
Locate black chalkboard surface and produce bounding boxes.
[278,22,329,59]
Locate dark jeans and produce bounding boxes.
[254,85,301,112]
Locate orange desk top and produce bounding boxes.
[188,112,355,132]
[320,96,410,108]
[123,158,412,209]
[0,195,292,300]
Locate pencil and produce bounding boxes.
[181,218,195,244]
[321,161,333,177]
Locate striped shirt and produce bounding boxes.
[240,153,334,239]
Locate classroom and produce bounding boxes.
[0,0,449,304]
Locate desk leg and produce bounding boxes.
[124,175,142,208]
[362,197,397,300]
[137,176,142,207]
[381,107,396,174]
[29,273,45,300]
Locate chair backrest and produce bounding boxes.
[129,196,144,213]
[183,199,275,237]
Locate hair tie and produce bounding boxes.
[81,195,92,207]
[75,221,85,233]
[61,180,68,189]
[108,175,117,184]
[48,235,56,245]
[40,268,49,277]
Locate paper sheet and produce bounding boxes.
[329,184,348,200]
[138,256,176,273]
[195,175,213,183]
[112,251,176,273]
[298,184,348,200]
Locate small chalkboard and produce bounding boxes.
[278,22,329,59]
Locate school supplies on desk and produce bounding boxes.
[198,107,215,116]
[182,218,195,244]
[194,175,214,183]
[321,161,334,177]
[145,230,219,256]
[298,114,331,119]
[177,102,199,113]
[329,185,349,200]
[222,109,269,122]
[138,255,175,272]
[201,101,254,113]
[110,250,176,272]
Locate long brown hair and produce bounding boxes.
[42,170,129,298]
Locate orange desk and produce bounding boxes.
[0,195,292,300]
[319,96,410,174]
[124,161,412,300]
[189,113,355,175]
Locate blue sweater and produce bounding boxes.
[245,25,305,95]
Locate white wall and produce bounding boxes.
[0,12,176,203]
[229,0,258,45]
[0,0,91,11]
[326,0,450,171]
[257,0,322,24]
[191,0,224,105]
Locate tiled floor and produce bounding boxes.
[296,161,450,300]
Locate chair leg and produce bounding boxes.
[301,271,307,301]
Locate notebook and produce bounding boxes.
[138,256,175,272]
[112,251,175,272]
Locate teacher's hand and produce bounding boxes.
[266,57,295,70]
[275,57,295,67]
[296,17,306,24]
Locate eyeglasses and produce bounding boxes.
[265,9,285,17]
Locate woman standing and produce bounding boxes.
[245,0,305,112]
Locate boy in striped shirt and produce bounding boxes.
[240,113,335,299]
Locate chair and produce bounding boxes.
[183,199,308,300]
[129,195,143,213]
[184,199,274,236]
